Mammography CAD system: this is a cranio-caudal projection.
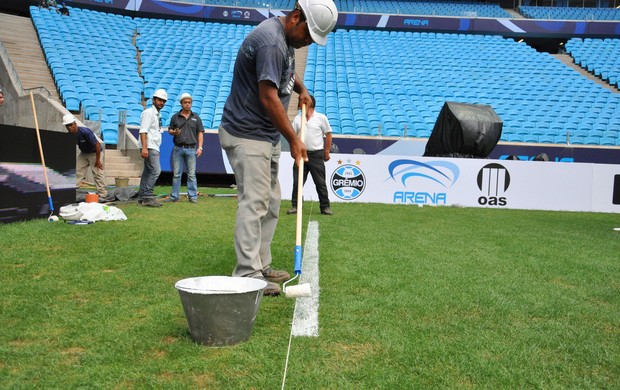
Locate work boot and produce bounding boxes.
[189,198,198,203]
[140,198,162,207]
[287,207,297,215]
[262,281,282,296]
[262,268,290,283]
[321,207,333,215]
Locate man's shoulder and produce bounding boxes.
[189,111,203,120]
[247,17,285,48]
[314,112,328,119]
[77,126,94,134]
[142,106,158,118]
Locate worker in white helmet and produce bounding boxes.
[136,89,168,207]
[218,0,338,296]
[63,113,108,199]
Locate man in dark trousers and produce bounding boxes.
[287,95,333,215]
[166,93,204,203]
[63,114,108,200]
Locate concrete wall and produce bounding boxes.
[0,41,67,132]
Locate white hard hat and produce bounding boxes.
[298,0,338,46]
[62,113,77,125]
[152,89,168,101]
[179,93,192,102]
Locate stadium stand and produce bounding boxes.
[26,3,620,147]
[136,18,249,128]
[520,6,620,21]
[334,0,511,17]
[566,38,620,89]
[305,29,620,143]
[30,5,140,144]
[179,0,510,17]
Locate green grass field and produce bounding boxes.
[1,187,619,389]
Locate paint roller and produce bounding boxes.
[283,103,311,299]
[30,91,57,222]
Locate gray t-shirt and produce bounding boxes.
[220,17,296,145]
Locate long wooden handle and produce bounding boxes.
[295,103,307,247]
[30,92,53,208]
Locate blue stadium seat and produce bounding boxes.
[102,123,118,144]
[570,137,585,145]
[508,134,523,142]
[599,137,615,146]
[553,135,568,144]
[539,135,554,144]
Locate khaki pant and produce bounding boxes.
[218,127,281,278]
[77,152,108,197]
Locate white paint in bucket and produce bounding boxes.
[175,276,267,346]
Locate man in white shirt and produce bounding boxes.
[288,95,333,215]
[136,89,167,207]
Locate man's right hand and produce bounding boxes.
[141,148,148,159]
[290,138,308,167]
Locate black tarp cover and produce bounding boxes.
[423,102,503,158]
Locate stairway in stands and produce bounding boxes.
[105,150,142,187]
[0,12,59,100]
[1,10,144,187]
[553,53,620,94]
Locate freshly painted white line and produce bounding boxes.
[291,221,320,337]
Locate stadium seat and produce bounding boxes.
[508,134,523,142]
[539,135,555,144]
[570,137,585,145]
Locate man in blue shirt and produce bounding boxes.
[218,0,338,296]
[63,114,108,199]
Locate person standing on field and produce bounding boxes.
[136,89,167,207]
[218,0,338,296]
[287,95,333,215]
[166,93,205,203]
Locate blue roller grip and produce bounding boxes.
[294,245,302,275]
[48,196,54,212]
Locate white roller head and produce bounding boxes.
[48,216,59,222]
[284,283,311,298]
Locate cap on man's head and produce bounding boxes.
[62,114,77,126]
[297,0,338,46]
[179,93,192,102]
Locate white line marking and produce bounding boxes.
[291,221,319,337]
[497,19,526,33]
[377,15,389,28]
